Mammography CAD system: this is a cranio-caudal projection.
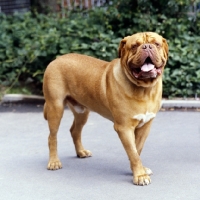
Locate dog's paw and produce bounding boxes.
[47,159,62,170]
[133,174,151,186]
[77,150,92,158]
[144,167,153,176]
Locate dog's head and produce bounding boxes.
[118,32,168,87]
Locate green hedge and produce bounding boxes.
[0,11,120,95]
[0,1,200,97]
[164,35,200,97]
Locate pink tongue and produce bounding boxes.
[141,63,155,72]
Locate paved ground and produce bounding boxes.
[0,103,200,200]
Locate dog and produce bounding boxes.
[43,32,168,186]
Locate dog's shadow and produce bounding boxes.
[60,155,132,179]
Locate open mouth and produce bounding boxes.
[131,57,162,79]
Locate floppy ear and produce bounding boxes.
[118,37,129,58]
[162,38,169,59]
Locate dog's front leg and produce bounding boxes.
[135,120,154,176]
[114,123,151,186]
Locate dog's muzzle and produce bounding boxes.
[130,44,163,79]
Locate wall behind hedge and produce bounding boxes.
[0,1,200,97]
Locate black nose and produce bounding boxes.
[142,43,152,50]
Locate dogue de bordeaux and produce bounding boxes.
[43,32,168,186]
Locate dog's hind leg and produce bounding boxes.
[44,100,64,170]
[67,98,92,158]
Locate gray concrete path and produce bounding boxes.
[0,104,200,200]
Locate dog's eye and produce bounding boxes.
[131,44,138,49]
[155,42,160,47]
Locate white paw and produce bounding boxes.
[133,174,151,186]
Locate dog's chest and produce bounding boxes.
[133,112,156,128]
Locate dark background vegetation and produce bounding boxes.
[0,0,200,98]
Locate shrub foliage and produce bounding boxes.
[0,0,200,97]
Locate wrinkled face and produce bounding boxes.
[119,32,168,87]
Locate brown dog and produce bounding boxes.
[43,32,168,186]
